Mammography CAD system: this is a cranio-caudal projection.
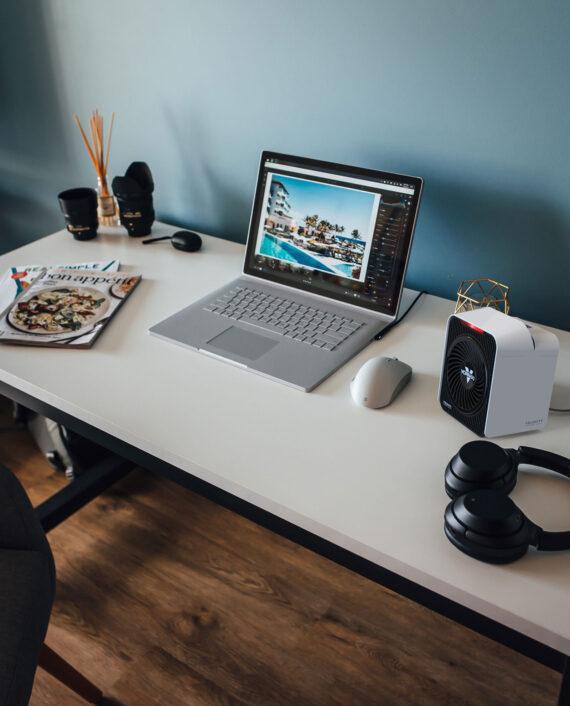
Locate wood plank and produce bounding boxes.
[0,397,561,705]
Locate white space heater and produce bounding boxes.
[438,307,558,437]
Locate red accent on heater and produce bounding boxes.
[462,320,484,334]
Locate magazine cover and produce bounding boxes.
[0,259,119,315]
[0,267,141,348]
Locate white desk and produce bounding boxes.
[1,224,569,693]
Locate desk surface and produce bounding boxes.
[1,223,569,654]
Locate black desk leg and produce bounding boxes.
[559,656,570,706]
[36,455,133,533]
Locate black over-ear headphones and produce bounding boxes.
[444,440,570,564]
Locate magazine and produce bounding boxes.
[0,259,119,315]
[0,267,141,348]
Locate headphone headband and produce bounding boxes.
[536,529,570,552]
[517,446,570,479]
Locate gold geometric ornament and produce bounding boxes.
[455,278,510,315]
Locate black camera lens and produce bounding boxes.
[114,194,155,237]
[112,162,155,237]
[58,187,98,240]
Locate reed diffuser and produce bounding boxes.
[73,110,118,226]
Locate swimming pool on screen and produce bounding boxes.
[259,233,360,280]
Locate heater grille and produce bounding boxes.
[440,316,496,435]
[445,336,487,413]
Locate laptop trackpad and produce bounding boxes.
[206,326,278,361]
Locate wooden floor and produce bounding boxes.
[0,397,560,705]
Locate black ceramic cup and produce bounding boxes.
[58,188,98,240]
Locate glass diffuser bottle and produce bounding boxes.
[97,175,118,226]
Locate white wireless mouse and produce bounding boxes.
[350,356,412,409]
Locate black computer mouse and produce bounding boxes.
[171,231,202,252]
[142,230,202,252]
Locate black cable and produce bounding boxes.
[374,290,426,341]
[550,407,570,412]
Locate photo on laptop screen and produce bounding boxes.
[244,153,422,316]
[255,174,376,282]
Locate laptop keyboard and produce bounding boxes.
[203,286,364,351]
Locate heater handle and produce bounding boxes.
[517,446,570,479]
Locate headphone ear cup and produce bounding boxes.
[444,490,533,564]
[444,440,517,498]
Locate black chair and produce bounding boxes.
[0,463,102,705]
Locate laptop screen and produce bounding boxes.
[243,152,423,317]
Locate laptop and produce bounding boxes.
[150,151,423,391]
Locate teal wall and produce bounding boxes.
[1,1,568,328]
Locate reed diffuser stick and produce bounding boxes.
[73,114,98,171]
[104,113,115,174]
